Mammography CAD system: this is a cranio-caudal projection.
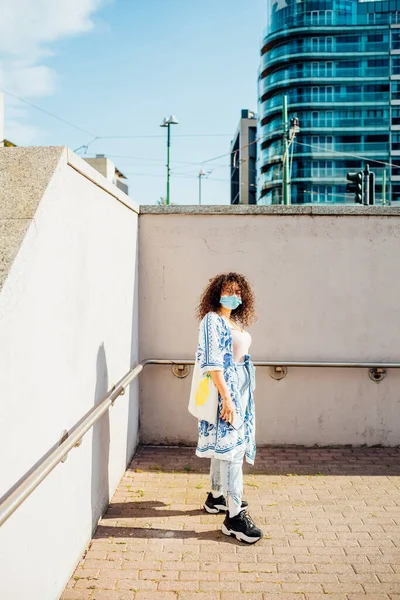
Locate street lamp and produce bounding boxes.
[160,115,179,205]
[198,169,211,205]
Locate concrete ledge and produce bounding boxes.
[139,204,400,216]
[66,149,139,214]
[0,146,139,291]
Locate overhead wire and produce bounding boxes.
[1,88,97,137]
[123,170,247,186]
[7,86,395,181]
[100,153,230,168]
[1,89,235,150]
[166,126,282,177]
[1,88,288,193]
[1,88,279,186]
[98,133,234,139]
[296,141,397,170]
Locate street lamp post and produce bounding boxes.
[160,115,179,205]
[198,169,206,205]
[198,169,211,205]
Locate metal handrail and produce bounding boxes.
[145,359,400,368]
[0,364,143,528]
[2,357,400,528]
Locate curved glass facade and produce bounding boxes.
[258,0,399,204]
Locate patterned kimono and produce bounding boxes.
[195,311,256,464]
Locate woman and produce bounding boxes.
[194,272,263,544]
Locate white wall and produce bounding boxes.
[139,209,400,447]
[0,149,139,600]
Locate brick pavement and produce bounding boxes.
[61,446,400,600]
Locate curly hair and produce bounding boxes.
[196,272,256,327]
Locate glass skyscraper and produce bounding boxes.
[258,0,400,204]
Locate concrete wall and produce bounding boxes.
[0,148,139,600]
[139,205,400,447]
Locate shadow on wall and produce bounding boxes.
[126,234,139,466]
[91,343,110,533]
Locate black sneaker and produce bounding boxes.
[203,492,248,514]
[222,509,263,544]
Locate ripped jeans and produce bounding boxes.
[210,445,246,517]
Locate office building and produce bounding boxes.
[259,0,400,204]
[231,109,257,204]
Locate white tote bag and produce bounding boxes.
[188,361,218,424]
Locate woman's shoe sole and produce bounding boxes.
[203,503,227,514]
[221,523,262,544]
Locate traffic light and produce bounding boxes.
[368,171,375,205]
[346,171,363,204]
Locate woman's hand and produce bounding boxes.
[208,370,235,425]
[221,396,235,425]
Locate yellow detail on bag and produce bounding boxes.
[195,375,211,406]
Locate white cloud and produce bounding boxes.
[0,0,107,141]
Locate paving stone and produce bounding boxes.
[60,591,94,600]
[61,446,400,600]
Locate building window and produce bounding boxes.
[368,33,384,44]
[392,12,400,26]
[311,185,334,203]
[392,81,400,100]
[311,161,334,178]
[392,107,400,126]
[393,133,400,151]
[312,135,333,151]
[393,183,400,203]
[311,10,334,26]
[310,37,334,52]
[393,31,400,50]
[392,57,400,76]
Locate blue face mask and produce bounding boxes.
[220,295,242,310]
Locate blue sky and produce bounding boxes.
[2,0,266,205]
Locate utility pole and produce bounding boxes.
[198,169,211,205]
[282,95,290,205]
[160,115,179,205]
[166,123,171,205]
[382,170,387,206]
[363,164,370,207]
[198,169,205,205]
[288,116,300,181]
[369,170,375,205]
